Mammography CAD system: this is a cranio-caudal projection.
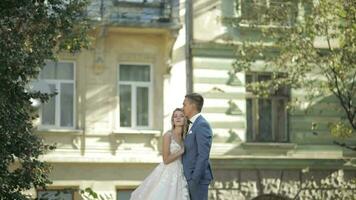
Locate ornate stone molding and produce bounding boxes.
[150,137,159,152]
[109,131,161,155]
[72,136,82,149]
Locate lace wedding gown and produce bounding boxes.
[130,133,190,200]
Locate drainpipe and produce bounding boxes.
[185,0,193,93]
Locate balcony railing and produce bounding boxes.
[87,0,178,26]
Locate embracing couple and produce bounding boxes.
[130,93,214,200]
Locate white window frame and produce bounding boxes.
[39,60,76,130]
[117,63,153,129]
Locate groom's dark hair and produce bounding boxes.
[185,93,204,112]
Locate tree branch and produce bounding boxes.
[333,141,356,151]
[329,66,356,130]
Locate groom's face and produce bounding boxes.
[183,98,194,119]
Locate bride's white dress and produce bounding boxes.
[130,133,190,200]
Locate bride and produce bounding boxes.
[130,108,190,200]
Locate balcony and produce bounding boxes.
[87,0,179,28]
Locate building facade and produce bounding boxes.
[180,0,356,199]
[30,0,183,199]
[30,0,356,200]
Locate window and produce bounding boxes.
[39,61,75,129]
[117,189,135,200]
[246,73,290,142]
[240,0,297,26]
[37,189,75,200]
[118,64,152,128]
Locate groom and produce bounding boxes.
[182,93,213,200]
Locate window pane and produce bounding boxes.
[37,190,73,200]
[258,74,271,82]
[276,85,290,96]
[246,99,253,141]
[275,99,287,142]
[120,85,132,127]
[246,74,253,92]
[60,83,74,127]
[136,87,149,126]
[246,74,253,84]
[41,61,56,79]
[119,65,150,82]
[241,0,296,25]
[241,0,267,23]
[57,62,74,80]
[258,99,272,141]
[117,190,134,200]
[42,84,56,125]
[270,0,296,25]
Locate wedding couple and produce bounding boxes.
[130,93,214,200]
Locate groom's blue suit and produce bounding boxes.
[182,115,213,200]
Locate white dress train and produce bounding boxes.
[130,133,190,200]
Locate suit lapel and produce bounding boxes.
[189,115,202,134]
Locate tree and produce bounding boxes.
[0,0,90,199]
[227,0,355,138]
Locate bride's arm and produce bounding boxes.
[162,132,184,165]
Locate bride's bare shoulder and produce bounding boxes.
[163,130,172,138]
[164,130,172,135]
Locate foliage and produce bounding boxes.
[229,0,356,135]
[80,188,113,200]
[37,187,113,200]
[0,0,90,199]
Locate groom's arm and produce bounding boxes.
[192,122,212,182]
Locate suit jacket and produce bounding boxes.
[182,115,213,184]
